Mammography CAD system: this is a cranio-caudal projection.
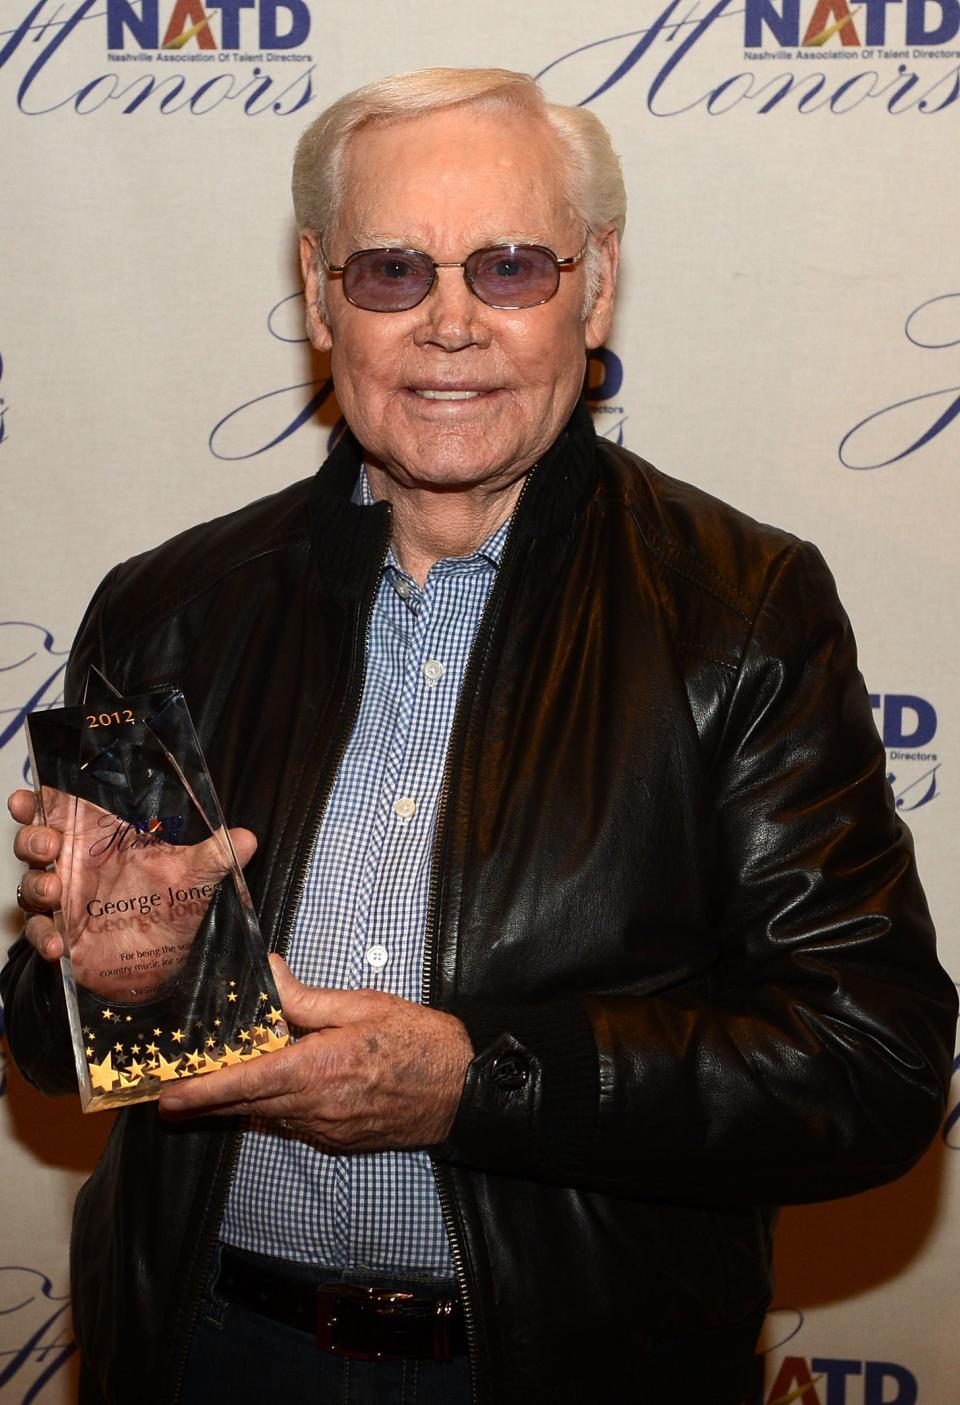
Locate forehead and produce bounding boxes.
[337,106,574,249]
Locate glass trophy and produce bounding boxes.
[25,668,289,1111]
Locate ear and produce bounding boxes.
[584,226,620,351]
[300,231,333,353]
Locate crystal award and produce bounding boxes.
[25,669,290,1111]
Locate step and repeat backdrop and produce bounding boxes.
[1,1,957,1400]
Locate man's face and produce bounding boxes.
[301,105,618,496]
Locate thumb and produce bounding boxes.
[268,954,343,1031]
[227,826,257,870]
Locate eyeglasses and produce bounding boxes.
[322,242,588,313]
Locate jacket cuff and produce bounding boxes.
[437,996,599,1182]
[1,934,77,1095]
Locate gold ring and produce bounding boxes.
[16,879,26,910]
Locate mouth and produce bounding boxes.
[414,389,482,401]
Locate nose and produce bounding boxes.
[412,265,491,352]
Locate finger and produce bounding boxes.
[13,823,61,867]
[18,868,61,910]
[229,826,258,870]
[8,789,38,824]
[158,1041,305,1117]
[267,956,359,1031]
[23,912,64,961]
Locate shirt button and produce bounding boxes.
[394,577,411,599]
[365,945,389,971]
[422,659,445,686]
[394,796,417,820]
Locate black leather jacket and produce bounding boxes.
[3,403,956,1404]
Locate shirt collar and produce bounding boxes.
[353,465,511,571]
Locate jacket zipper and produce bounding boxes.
[273,512,393,965]
[171,511,392,1405]
[424,472,534,1405]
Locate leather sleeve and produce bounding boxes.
[0,569,118,1095]
[443,541,957,1205]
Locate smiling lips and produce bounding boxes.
[410,386,499,400]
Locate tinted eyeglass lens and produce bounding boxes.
[466,246,560,308]
[343,250,436,312]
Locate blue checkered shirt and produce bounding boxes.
[220,470,510,1278]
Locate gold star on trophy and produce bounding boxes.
[171,1028,186,1044]
[227,991,238,1003]
[145,1042,159,1057]
[184,1049,203,1070]
[153,1027,163,1037]
[155,1053,182,1082]
[264,1028,290,1052]
[221,1044,245,1066]
[239,1029,251,1044]
[266,1006,283,1026]
[89,1051,119,1094]
[101,1009,115,1022]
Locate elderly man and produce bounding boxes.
[2,67,956,1405]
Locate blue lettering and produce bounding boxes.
[876,694,938,749]
[106,0,158,49]
[918,63,960,110]
[208,0,254,50]
[0,623,68,758]
[829,70,884,111]
[0,1268,75,1397]
[906,0,960,42]
[754,71,827,111]
[258,0,310,48]
[857,0,903,44]
[17,0,97,113]
[648,0,739,116]
[188,73,237,112]
[0,1,48,70]
[864,1362,917,1405]
[585,348,623,402]
[707,72,757,112]
[210,377,336,459]
[943,1053,960,1147]
[744,0,800,47]
[811,1358,862,1405]
[536,0,687,106]
[884,63,922,111]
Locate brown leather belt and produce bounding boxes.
[217,1247,467,1362]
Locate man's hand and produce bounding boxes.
[10,788,67,960]
[159,955,475,1152]
[8,788,257,977]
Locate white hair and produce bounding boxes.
[292,67,626,315]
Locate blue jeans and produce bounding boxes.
[178,1245,474,1405]
[78,1242,764,1403]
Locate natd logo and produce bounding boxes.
[585,347,629,448]
[869,692,940,811]
[744,0,960,50]
[762,1355,917,1404]
[107,0,311,53]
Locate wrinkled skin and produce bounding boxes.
[11,788,254,1003]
